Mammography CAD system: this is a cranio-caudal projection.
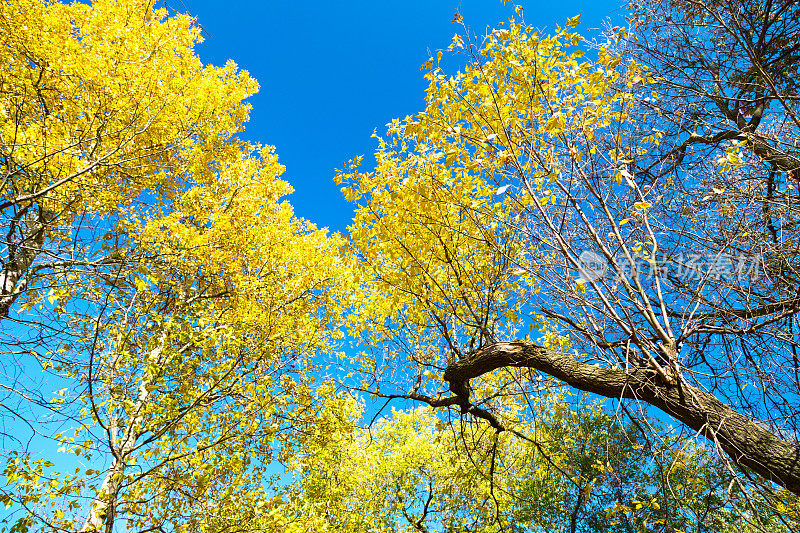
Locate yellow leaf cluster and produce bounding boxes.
[339,18,628,369]
[0,0,257,222]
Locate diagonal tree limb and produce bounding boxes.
[443,341,800,495]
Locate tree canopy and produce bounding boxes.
[2,0,800,532]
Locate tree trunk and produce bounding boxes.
[81,342,162,532]
[0,209,51,318]
[443,341,800,495]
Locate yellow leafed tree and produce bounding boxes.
[0,1,352,531]
[0,0,255,319]
[339,4,800,522]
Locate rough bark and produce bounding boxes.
[443,341,800,495]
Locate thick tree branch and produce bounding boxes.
[444,341,800,495]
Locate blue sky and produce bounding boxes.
[180,0,624,232]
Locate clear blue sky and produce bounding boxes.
[179,0,624,232]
